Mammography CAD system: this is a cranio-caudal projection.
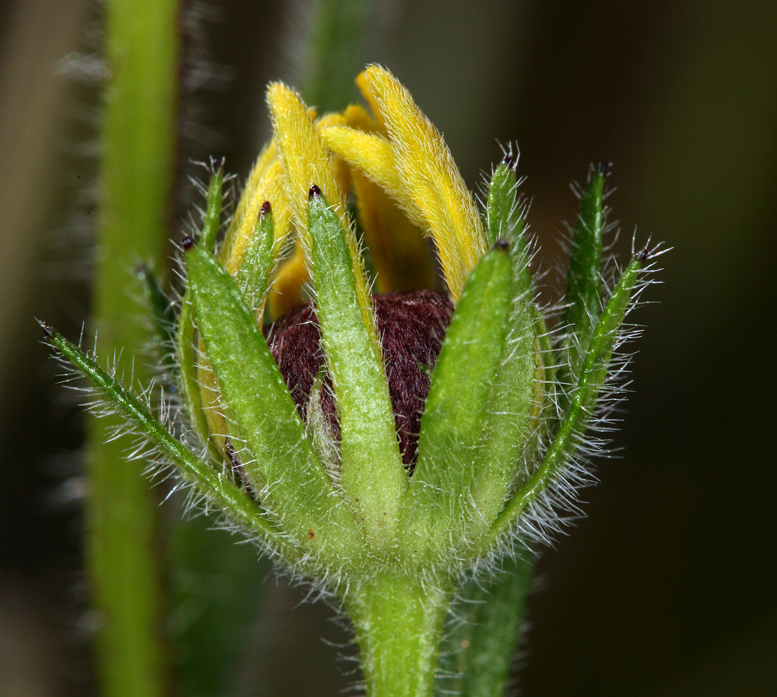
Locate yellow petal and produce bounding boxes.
[266,83,377,345]
[352,169,433,292]
[356,71,385,132]
[266,82,349,244]
[320,125,425,229]
[316,112,351,197]
[267,243,308,320]
[220,141,293,278]
[344,103,378,133]
[360,65,487,300]
[263,110,355,319]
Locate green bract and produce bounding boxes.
[45,67,660,697]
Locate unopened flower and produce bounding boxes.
[44,64,660,696]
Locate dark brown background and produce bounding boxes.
[1,1,776,695]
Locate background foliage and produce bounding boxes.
[1,0,776,695]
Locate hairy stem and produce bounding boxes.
[344,575,453,697]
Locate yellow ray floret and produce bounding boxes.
[356,71,385,133]
[316,112,351,196]
[266,82,378,345]
[344,103,378,133]
[319,125,426,230]
[266,112,351,318]
[267,243,308,320]
[360,65,488,300]
[220,140,293,277]
[352,168,433,292]
[266,82,349,244]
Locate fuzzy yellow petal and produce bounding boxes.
[320,125,426,229]
[227,138,277,241]
[316,112,351,197]
[267,83,377,344]
[344,103,378,133]
[360,65,487,300]
[352,169,433,292]
[267,243,309,320]
[262,111,354,319]
[356,71,385,132]
[220,141,293,277]
[266,82,349,243]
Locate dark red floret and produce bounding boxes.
[264,290,454,472]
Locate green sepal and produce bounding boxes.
[235,203,275,321]
[559,165,607,382]
[185,245,360,556]
[402,245,513,562]
[40,322,289,551]
[200,165,225,253]
[308,191,406,548]
[175,298,213,451]
[305,364,340,477]
[471,163,540,534]
[137,263,178,377]
[137,263,176,342]
[486,159,524,248]
[485,253,645,547]
[175,168,226,451]
[437,553,533,697]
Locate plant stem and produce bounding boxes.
[344,574,453,697]
[88,1,180,695]
[301,0,369,112]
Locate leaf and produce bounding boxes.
[171,512,272,697]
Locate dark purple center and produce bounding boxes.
[264,290,454,471]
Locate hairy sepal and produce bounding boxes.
[470,163,542,538]
[235,204,275,323]
[200,166,225,253]
[185,245,360,559]
[402,246,513,565]
[42,324,291,554]
[558,166,606,394]
[485,253,645,548]
[307,192,406,551]
[176,170,226,452]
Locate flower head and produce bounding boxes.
[45,65,656,588]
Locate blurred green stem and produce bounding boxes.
[302,0,369,111]
[438,556,533,697]
[88,1,180,696]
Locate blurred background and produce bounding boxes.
[1,0,776,695]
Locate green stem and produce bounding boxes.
[89,1,180,695]
[344,574,453,697]
[301,0,369,112]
